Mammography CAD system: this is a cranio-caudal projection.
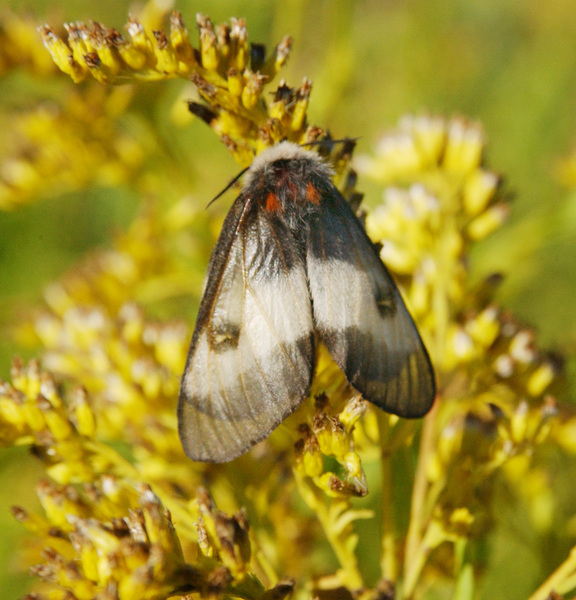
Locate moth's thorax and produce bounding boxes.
[243,142,333,218]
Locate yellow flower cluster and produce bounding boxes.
[1,6,575,600]
[38,11,318,165]
[356,115,571,596]
[15,482,193,600]
[0,84,146,209]
[1,360,298,599]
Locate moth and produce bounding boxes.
[178,142,435,462]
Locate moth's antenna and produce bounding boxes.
[206,165,250,209]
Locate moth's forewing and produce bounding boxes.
[178,197,314,463]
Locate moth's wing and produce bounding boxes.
[179,198,314,462]
[307,187,435,418]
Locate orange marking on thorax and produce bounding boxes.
[306,182,321,204]
[266,192,281,212]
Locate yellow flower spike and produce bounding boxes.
[466,203,510,241]
[150,322,189,374]
[99,479,137,514]
[170,11,195,68]
[38,25,87,82]
[216,22,231,65]
[509,401,530,444]
[118,303,145,345]
[131,357,162,399]
[11,357,42,399]
[442,118,484,173]
[0,394,27,442]
[259,118,286,147]
[554,416,576,454]
[77,516,123,558]
[229,18,249,71]
[88,23,122,78]
[339,396,366,432]
[196,515,213,558]
[379,238,417,273]
[403,114,446,166]
[303,447,324,478]
[192,72,242,114]
[509,330,536,364]
[11,506,51,539]
[532,399,557,445]
[435,422,463,477]
[385,131,423,177]
[527,363,556,397]
[197,14,219,71]
[16,510,76,564]
[125,17,155,66]
[76,535,100,584]
[120,539,150,573]
[295,433,324,478]
[313,414,335,456]
[33,547,96,600]
[449,507,474,536]
[462,169,499,216]
[494,353,514,378]
[139,486,183,557]
[40,398,73,441]
[409,182,437,217]
[241,71,266,110]
[45,460,93,485]
[69,387,96,438]
[343,452,363,480]
[466,306,500,349]
[290,78,311,132]
[197,488,251,581]
[115,34,148,72]
[315,472,354,499]
[408,270,430,317]
[260,35,293,80]
[444,325,475,369]
[43,282,75,316]
[38,373,62,410]
[37,481,81,529]
[151,30,179,74]
[23,397,47,433]
[63,22,91,69]
[227,68,244,97]
[364,204,393,243]
[444,228,464,261]
[332,421,351,459]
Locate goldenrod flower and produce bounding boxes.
[0,7,574,600]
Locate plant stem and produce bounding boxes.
[377,411,397,583]
[294,473,364,590]
[403,402,438,598]
[527,546,576,600]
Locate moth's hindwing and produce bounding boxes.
[307,185,436,418]
[178,197,314,462]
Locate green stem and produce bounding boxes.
[377,412,397,583]
[527,546,576,600]
[402,402,438,599]
[294,472,364,590]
